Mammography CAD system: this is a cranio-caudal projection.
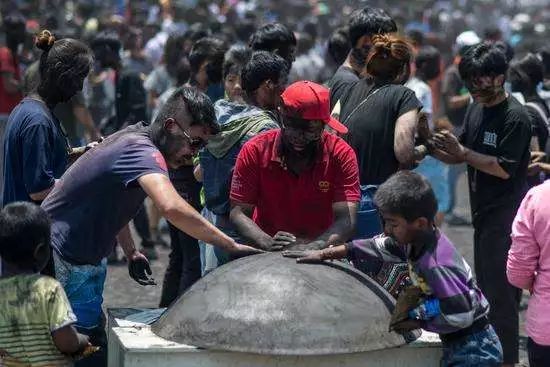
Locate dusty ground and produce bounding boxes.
[103,173,529,366]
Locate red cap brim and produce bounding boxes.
[326,116,348,134]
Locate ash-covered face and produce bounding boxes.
[380,211,429,246]
[281,117,324,154]
[465,75,505,105]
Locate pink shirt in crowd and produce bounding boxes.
[507,180,550,346]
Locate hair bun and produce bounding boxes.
[35,30,56,52]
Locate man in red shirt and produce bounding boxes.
[230,81,360,251]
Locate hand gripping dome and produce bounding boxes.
[152,253,418,355]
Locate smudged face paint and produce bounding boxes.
[281,118,324,153]
[465,75,505,105]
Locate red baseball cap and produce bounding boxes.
[280,81,348,134]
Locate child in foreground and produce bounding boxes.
[284,171,503,366]
[0,202,90,366]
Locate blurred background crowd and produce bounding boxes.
[0,0,548,148]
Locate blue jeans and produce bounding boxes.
[199,208,234,275]
[354,185,382,240]
[446,163,466,214]
[441,325,503,366]
[53,252,107,329]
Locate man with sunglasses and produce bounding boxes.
[230,81,360,251]
[41,87,261,363]
[430,43,532,367]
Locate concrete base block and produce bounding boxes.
[107,308,442,367]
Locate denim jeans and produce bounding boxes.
[446,163,466,214]
[53,252,107,329]
[53,252,108,366]
[441,325,503,366]
[199,208,234,275]
[354,185,382,240]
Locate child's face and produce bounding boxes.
[381,212,430,246]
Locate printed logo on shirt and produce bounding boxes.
[152,151,168,171]
[482,132,497,148]
[318,181,330,193]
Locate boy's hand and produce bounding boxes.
[282,250,324,264]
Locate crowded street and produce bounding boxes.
[1,0,550,366]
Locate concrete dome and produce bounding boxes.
[152,253,418,355]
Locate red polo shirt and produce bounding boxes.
[0,47,22,115]
[230,129,360,240]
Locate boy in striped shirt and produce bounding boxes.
[284,171,503,366]
[0,202,89,366]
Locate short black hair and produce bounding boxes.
[0,202,51,269]
[328,27,350,65]
[415,45,441,81]
[174,57,191,86]
[152,86,217,131]
[539,46,550,78]
[249,22,297,53]
[2,11,26,28]
[188,37,227,83]
[459,42,508,82]
[91,30,122,58]
[163,33,187,79]
[508,53,544,93]
[241,51,288,94]
[184,23,211,44]
[235,19,256,44]
[348,7,397,47]
[493,41,514,62]
[223,45,252,79]
[406,29,425,48]
[374,171,437,222]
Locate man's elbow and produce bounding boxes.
[155,201,179,220]
[395,150,415,166]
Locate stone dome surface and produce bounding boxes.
[152,252,417,355]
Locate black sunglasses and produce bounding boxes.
[172,119,207,150]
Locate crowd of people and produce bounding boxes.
[1,0,550,366]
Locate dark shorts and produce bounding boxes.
[528,337,550,367]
